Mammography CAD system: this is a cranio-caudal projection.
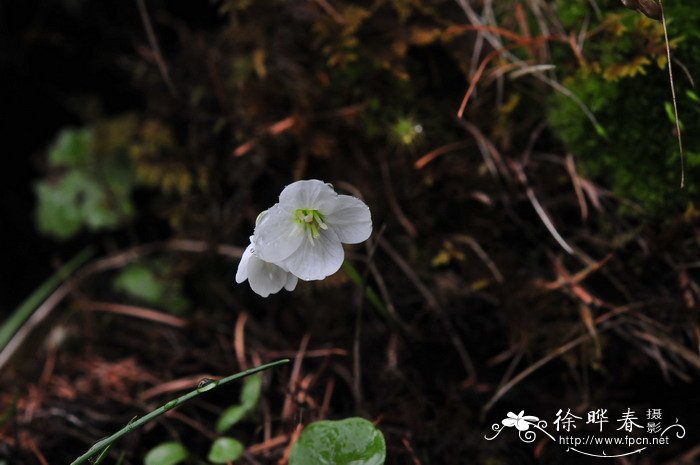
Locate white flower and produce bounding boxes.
[235,242,298,298]
[252,179,372,281]
[502,411,539,431]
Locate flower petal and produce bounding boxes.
[279,179,338,212]
[284,273,298,291]
[325,194,372,244]
[235,244,254,283]
[502,419,517,427]
[515,419,530,431]
[282,227,344,280]
[246,254,289,297]
[253,204,305,263]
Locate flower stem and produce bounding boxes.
[69,359,290,465]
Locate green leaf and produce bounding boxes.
[48,128,93,168]
[341,261,393,325]
[240,373,262,409]
[143,442,188,465]
[593,123,607,139]
[36,122,137,240]
[664,101,684,129]
[112,261,189,313]
[216,405,249,433]
[289,418,386,465]
[113,264,165,303]
[35,174,89,239]
[215,373,262,433]
[35,169,125,239]
[208,437,244,464]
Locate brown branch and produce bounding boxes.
[135,0,176,95]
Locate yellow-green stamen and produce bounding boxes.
[294,208,327,244]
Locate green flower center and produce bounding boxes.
[294,208,328,243]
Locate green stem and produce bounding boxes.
[341,260,389,319]
[0,247,95,352]
[70,359,290,465]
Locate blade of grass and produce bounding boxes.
[0,247,94,353]
[341,261,389,320]
[70,359,289,465]
[659,0,685,188]
[92,444,112,465]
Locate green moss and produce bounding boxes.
[549,2,700,212]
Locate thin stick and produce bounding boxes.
[70,359,289,465]
[482,332,599,415]
[659,0,684,187]
[234,312,249,370]
[526,187,574,254]
[78,300,188,328]
[135,0,176,95]
[379,238,477,380]
[313,0,345,23]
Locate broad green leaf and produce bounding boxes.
[112,261,189,313]
[240,373,262,409]
[208,437,244,464]
[35,167,130,239]
[216,404,249,433]
[35,180,84,239]
[289,418,386,465]
[113,264,165,303]
[36,121,137,240]
[48,128,93,167]
[143,442,188,465]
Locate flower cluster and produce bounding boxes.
[236,180,372,297]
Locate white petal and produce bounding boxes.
[235,244,254,283]
[515,420,530,431]
[246,254,289,297]
[255,209,269,226]
[282,227,344,280]
[253,204,305,263]
[279,179,338,212]
[325,195,372,244]
[284,273,298,291]
[502,419,517,427]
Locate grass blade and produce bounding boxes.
[0,247,94,352]
[70,359,289,465]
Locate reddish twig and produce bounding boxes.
[77,300,188,328]
[414,141,471,169]
[234,312,249,370]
